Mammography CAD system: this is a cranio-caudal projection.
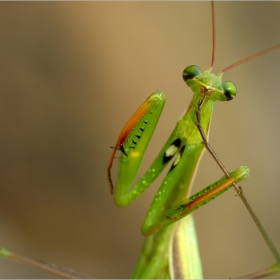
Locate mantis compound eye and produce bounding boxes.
[182,65,202,82]
[221,81,237,101]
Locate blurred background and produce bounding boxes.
[0,1,280,278]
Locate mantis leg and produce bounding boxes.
[131,166,249,279]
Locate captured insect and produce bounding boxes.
[0,3,278,277]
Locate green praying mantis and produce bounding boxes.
[0,1,280,278]
[107,1,280,279]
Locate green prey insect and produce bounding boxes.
[107,2,280,279]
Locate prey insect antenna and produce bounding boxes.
[195,97,280,277]
[195,97,239,191]
[0,248,90,279]
[236,262,280,279]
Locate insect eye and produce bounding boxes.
[182,65,202,82]
[221,81,237,101]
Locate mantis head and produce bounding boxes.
[182,65,237,102]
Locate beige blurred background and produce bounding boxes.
[0,1,280,278]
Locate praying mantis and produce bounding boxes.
[107,0,280,278]
[0,1,280,278]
